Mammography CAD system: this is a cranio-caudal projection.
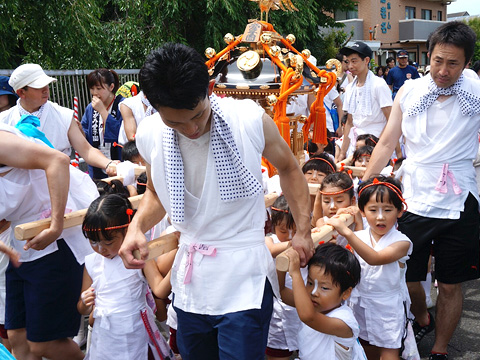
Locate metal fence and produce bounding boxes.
[0,69,140,119]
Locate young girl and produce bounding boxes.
[81,68,124,179]
[313,173,363,247]
[265,196,303,360]
[280,243,365,359]
[326,176,413,359]
[303,154,337,221]
[78,194,174,360]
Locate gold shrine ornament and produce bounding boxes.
[237,50,261,72]
[205,47,216,59]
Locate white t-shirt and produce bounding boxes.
[343,75,392,137]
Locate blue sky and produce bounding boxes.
[447,0,480,16]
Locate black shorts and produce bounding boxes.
[5,239,83,342]
[398,193,480,284]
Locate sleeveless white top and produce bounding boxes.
[0,101,73,155]
[136,96,279,315]
[0,124,97,263]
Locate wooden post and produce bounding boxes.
[275,213,353,271]
[14,193,280,241]
[107,163,146,176]
[133,232,179,260]
[14,195,144,241]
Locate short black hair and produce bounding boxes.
[271,195,295,230]
[136,172,147,195]
[302,153,336,175]
[386,57,395,64]
[356,134,378,147]
[320,172,354,199]
[352,145,373,164]
[82,194,134,243]
[139,43,210,110]
[94,179,130,197]
[428,21,477,66]
[308,242,361,293]
[121,140,140,162]
[357,175,404,212]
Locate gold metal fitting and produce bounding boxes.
[269,45,281,57]
[288,53,297,67]
[260,32,273,45]
[302,49,311,59]
[267,95,278,106]
[224,33,235,44]
[205,47,216,59]
[286,34,296,44]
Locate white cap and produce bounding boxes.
[9,64,56,92]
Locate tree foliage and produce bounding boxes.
[464,17,480,63]
[0,0,355,69]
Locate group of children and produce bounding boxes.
[0,67,416,359]
[49,127,412,360]
[261,133,415,359]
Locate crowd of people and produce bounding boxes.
[0,20,479,360]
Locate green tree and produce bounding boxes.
[464,17,480,63]
[1,0,356,69]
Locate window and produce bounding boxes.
[421,52,428,66]
[405,6,415,20]
[421,9,432,20]
[437,11,442,21]
[335,5,359,20]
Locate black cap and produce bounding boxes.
[340,41,373,59]
[397,50,409,58]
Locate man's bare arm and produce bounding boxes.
[262,113,314,266]
[0,131,70,250]
[120,103,137,142]
[119,162,167,269]
[363,88,405,180]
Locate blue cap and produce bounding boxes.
[0,76,18,98]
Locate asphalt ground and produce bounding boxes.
[418,279,480,360]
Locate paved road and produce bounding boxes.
[418,279,480,360]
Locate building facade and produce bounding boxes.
[335,0,451,67]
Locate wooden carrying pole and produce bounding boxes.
[133,232,180,260]
[14,193,280,241]
[275,213,353,272]
[135,193,281,260]
[14,195,144,241]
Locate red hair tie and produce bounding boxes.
[305,157,336,173]
[358,178,408,211]
[113,142,123,148]
[271,206,289,213]
[319,184,354,196]
[339,163,345,172]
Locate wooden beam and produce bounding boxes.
[264,192,279,208]
[108,163,146,176]
[14,195,144,241]
[308,183,320,196]
[133,232,179,260]
[338,165,366,178]
[15,193,279,241]
[275,213,353,271]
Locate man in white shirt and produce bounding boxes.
[119,43,313,360]
[363,22,480,360]
[337,42,394,160]
[1,64,116,176]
